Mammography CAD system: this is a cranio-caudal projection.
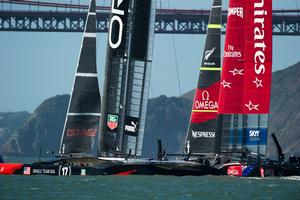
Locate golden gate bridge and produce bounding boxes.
[0,0,300,35]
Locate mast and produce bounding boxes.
[98,0,156,157]
[185,0,222,154]
[217,0,272,156]
[122,0,156,156]
[59,0,101,155]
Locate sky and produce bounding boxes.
[0,0,300,112]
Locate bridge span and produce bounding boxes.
[0,0,299,35]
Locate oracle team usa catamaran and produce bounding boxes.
[0,0,158,176]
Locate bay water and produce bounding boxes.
[1,157,300,200]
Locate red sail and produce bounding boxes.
[244,0,272,114]
[218,1,246,114]
[219,0,272,114]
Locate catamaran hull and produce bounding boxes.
[105,161,221,176]
[218,163,264,177]
[1,159,220,176]
[0,163,107,176]
[0,157,117,176]
[218,162,300,177]
[2,160,300,177]
[21,164,106,176]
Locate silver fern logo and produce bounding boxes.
[204,47,216,61]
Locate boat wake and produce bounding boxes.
[281,176,300,181]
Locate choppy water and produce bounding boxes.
[1,157,300,200]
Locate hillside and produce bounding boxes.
[142,95,191,157]
[0,111,31,147]
[1,95,68,156]
[267,62,300,158]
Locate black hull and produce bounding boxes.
[17,157,115,176]
[105,161,220,176]
[22,164,106,176]
[3,156,300,177]
[3,157,220,176]
[264,162,300,177]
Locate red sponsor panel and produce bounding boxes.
[218,0,246,114]
[243,0,272,114]
[0,163,23,175]
[191,82,220,123]
[227,165,243,176]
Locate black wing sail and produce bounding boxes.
[185,0,222,154]
[122,0,156,156]
[98,0,156,157]
[59,0,101,155]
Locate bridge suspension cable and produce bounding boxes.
[167,0,182,95]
